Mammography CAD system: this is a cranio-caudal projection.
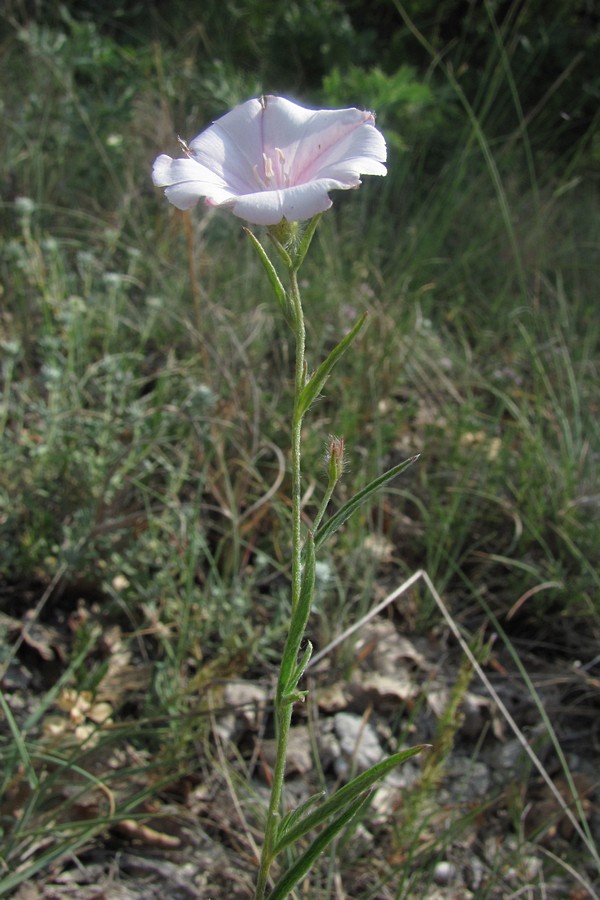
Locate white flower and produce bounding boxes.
[152,95,387,225]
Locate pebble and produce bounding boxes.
[433,861,456,885]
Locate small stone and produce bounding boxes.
[497,738,525,768]
[460,691,491,739]
[465,855,484,890]
[358,671,418,707]
[446,756,490,800]
[433,861,456,885]
[333,712,383,776]
[214,681,268,742]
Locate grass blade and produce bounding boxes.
[0,690,38,791]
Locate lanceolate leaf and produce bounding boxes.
[287,640,313,698]
[243,228,289,317]
[267,793,372,900]
[314,455,420,552]
[272,745,426,855]
[296,312,369,420]
[277,533,316,698]
[276,790,326,845]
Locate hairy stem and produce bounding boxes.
[255,265,306,899]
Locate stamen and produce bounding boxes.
[275,147,289,186]
[263,153,274,180]
[253,164,268,190]
[177,136,192,158]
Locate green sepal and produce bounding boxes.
[272,744,427,855]
[267,793,372,900]
[277,534,316,699]
[296,312,369,421]
[267,232,294,268]
[314,455,420,552]
[291,213,323,271]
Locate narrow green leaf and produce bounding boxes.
[277,534,316,698]
[296,312,369,420]
[289,640,313,691]
[243,227,288,316]
[0,689,38,790]
[267,793,371,900]
[277,790,326,844]
[272,745,426,854]
[314,455,420,552]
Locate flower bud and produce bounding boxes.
[326,435,345,486]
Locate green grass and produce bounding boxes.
[1,1,599,896]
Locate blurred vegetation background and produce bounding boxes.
[0,0,599,891]
[2,0,598,630]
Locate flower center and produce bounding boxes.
[252,147,291,191]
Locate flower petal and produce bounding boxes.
[217,181,339,225]
[189,99,265,194]
[259,97,387,186]
[307,121,388,182]
[152,155,234,210]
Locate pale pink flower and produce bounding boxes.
[152,95,387,226]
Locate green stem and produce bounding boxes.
[255,703,294,898]
[312,483,335,535]
[289,267,305,616]
[255,264,306,900]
